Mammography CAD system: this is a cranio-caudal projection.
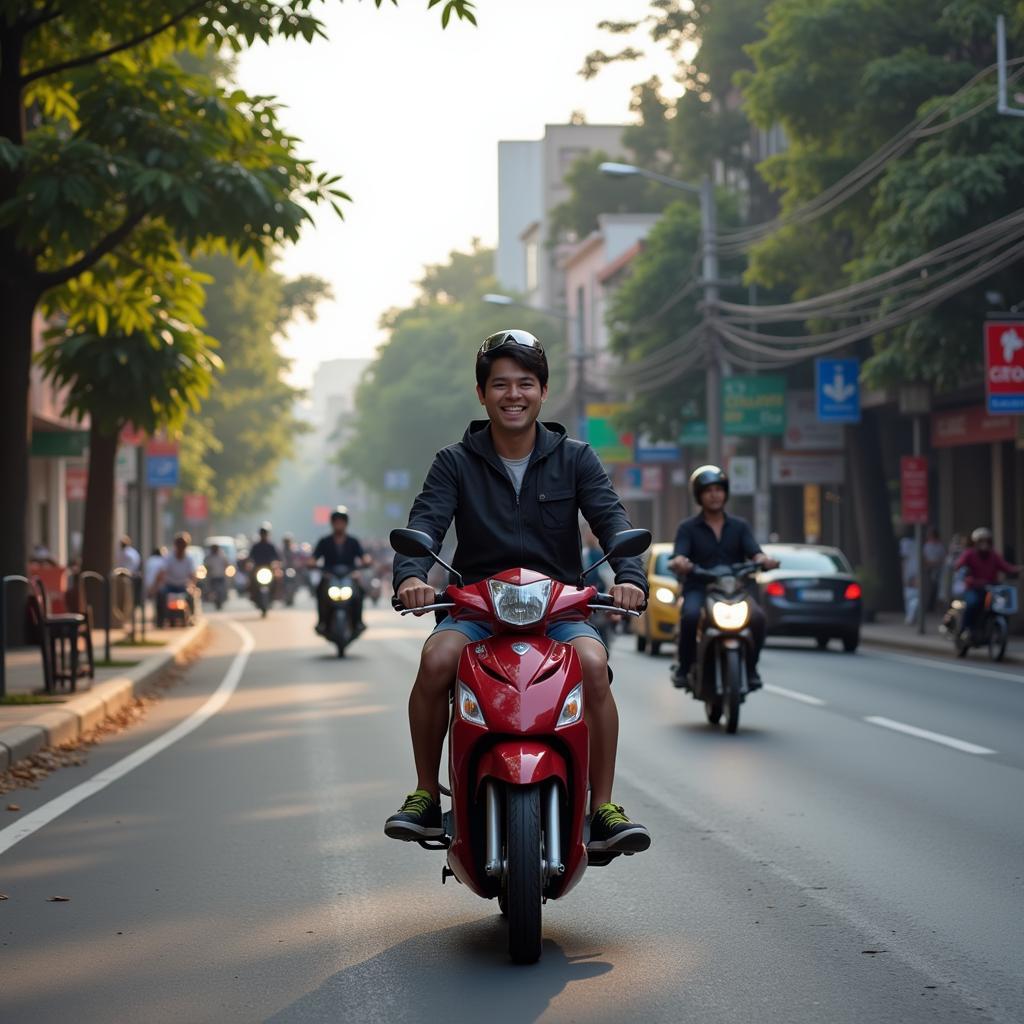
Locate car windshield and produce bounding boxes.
[766,548,851,574]
[653,552,673,575]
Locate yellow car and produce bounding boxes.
[634,542,680,656]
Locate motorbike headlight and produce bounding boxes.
[556,683,583,728]
[285,567,296,578]
[195,565,207,580]
[487,579,552,626]
[712,600,749,630]
[328,585,353,602]
[225,565,236,578]
[655,586,676,605]
[457,683,487,727]
[255,567,274,586]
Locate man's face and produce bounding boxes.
[977,538,992,554]
[332,518,348,538]
[259,530,269,542]
[699,484,727,513]
[477,356,547,434]
[174,539,186,556]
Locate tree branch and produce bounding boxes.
[33,209,146,292]
[20,4,64,33]
[20,0,211,86]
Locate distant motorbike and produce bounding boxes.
[321,567,361,656]
[940,584,1016,661]
[250,563,278,618]
[157,586,194,629]
[677,563,759,734]
[282,566,299,607]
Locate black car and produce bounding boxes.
[757,544,862,652]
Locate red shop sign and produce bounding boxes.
[930,405,1016,448]
[182,493,209,522]
[900,456,929,525]
[65,466,88,502]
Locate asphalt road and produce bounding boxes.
[1,595,1022,1024]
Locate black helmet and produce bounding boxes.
[690,464,729,504]
[330,505,350,523]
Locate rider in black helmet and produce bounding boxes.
[668,465,778,690]
[312,506,372,636]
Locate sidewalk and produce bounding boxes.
[860,611,1019,663]
[0,620,208,771]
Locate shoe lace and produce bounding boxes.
[398,790,433,816]
[594,803,630,828]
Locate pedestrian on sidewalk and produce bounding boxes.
[899,529,920,626]
[940,532,966,605]
[116,535,141,574]
[923,527,946,612]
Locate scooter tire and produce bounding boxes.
[505,786,543,965]
[705,699,723,725]
[722,648,742,734]
[988,617,1008,662]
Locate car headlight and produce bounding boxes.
[457,683,487,727]
[328,585,353,602]
[195,565,207,580]
[255,567,274,586]
[556,683,583,728]
[712,600,749,630]
[655,586,676,605]
[225,565,236,578]
[487,579,552,626]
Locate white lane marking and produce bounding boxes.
[0,620,253,859]
[763,683,827,706]
[864,649,1024,686]
[863,715,996,756]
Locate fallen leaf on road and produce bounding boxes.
[6,803,20,811]
[47,896,71,902]
[0,893,9,900]
[861,949,887,955]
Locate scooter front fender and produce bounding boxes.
[475,742,568,793]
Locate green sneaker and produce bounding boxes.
[588,803,651,854]
[384,789,444,841]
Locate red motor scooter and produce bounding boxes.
[390,527,651,964]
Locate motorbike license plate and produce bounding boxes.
[800,589,833,602]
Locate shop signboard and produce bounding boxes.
[641,466,664,493]
[770,452,845,485]
[635,433,681,463]
[727,455,757,495]
[66,466,88,502]
[183,493,209,522]
[803,484,822,541]
[313,505,331,526]
[30,430,89,458]
[586,403,633,464]
[785,391,844,450]
[722,375,787,436]
[900,456,929,525]
[984,320,1024,413]
[930,405,1016,447]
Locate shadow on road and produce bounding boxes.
[264,915,612,1024]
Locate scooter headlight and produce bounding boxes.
[255,567,274,586]
[195,565,207,580]
[457,683,487,727]
[655,586,676,605]
[328,584,353,602]
[556,683,583,728]
[487,579,552,626]
[225,565,236,578]
[712,600,749,630]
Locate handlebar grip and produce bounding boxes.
[391,592,448,612]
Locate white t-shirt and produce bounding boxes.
[161,554,195,588]
[117,545,141,572]
[899,536,919,585]
[204,552,229,577]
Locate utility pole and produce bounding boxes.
[701,175,723,467]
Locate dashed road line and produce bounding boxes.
[763,683,827,706]
[864,715,996,756]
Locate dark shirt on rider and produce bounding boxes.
[249,540,280,566]
[672,512,761,593]
[313,534,364,572]
[955,548,1015,590]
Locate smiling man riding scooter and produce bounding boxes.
[386,329,652,856]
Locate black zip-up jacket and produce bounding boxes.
[393,420,648,595]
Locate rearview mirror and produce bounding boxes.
[390,528,435,558]
[607,529,652,559]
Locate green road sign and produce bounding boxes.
[586,403,633,463]
[723,375,787,436]
[30,430,89,457]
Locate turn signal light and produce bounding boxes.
[844,583,862,600]
[765,581,785,598]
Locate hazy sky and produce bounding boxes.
[236,0,677,387]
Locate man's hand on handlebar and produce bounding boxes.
[396,576,436,616]
[754,553,781,571]
[668,554,693,577]
[610,582,645,612]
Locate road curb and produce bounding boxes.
[0,620,209,772]
[861,630,1019,665]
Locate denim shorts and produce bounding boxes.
[431,615,606,651]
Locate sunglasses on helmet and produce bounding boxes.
[477,330,545,357]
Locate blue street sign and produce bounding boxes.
[635,433,681,463]
[815,358,860,423]
[146,454,179,488]
[383,469,411,490]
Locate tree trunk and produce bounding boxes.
[0,286,37,579]
[82,419,119,575]
[848,409,901,610]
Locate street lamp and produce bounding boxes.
[482,294,586,438]
[598,161,723,466]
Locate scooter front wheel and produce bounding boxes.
[705,698,722,725]
[505,785,543,964]
[722,647,742,734]
[988,617,1008,662]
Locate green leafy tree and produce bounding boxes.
[339,244,562,517]
[0,0,478,577]
[37,282,220,575]
[178,252,331,521]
